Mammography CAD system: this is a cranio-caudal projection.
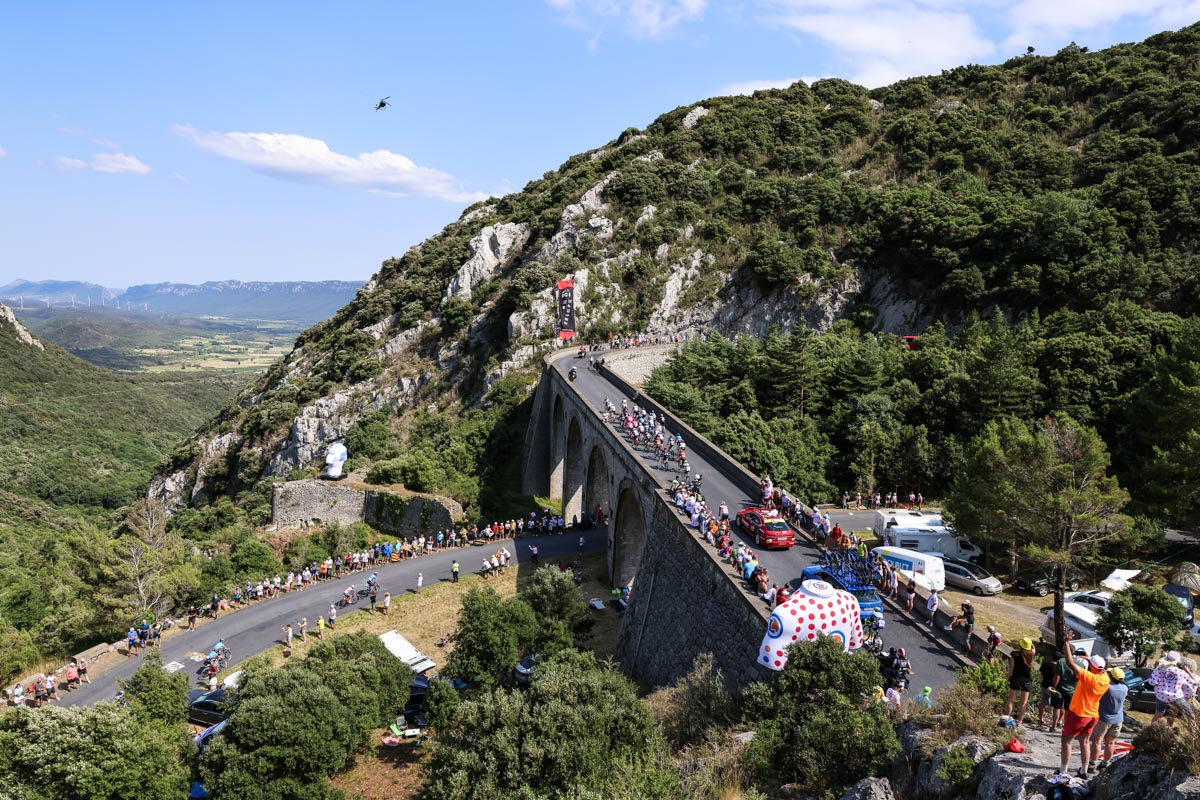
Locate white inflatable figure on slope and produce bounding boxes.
[324,441,348,480]
[758,579,864,670]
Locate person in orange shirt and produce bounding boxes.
[1059,652,1111,780]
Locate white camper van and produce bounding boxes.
[873,510,983,562]
[870,546,946,592]
[1039,604,1133,663]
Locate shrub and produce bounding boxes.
[956,658,1009,698]
[933,679,1004,744]
[367,458,405,486]
[742,636,900,794]
[936,745,981,795]
[645,652,735,750]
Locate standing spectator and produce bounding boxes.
[126,627,139,658]
[1037,652,1062,731]
[1090,667,1128,772]
[316,615,325,640]
[451,560,460,583]
[903,579,917,614]
[328,605,337,631]
[383,591,391,615]
[64,662,78,691]
[1059,653,1110,779]
[282,624,293,647]
[1058,647,1088,723]
[187,607,198,631]
[926,589,941,628]
[44,674,58,703]
[416,572,423,593]
[529,544,539,566]
[1005,638,1036,728]
[297,617,307,642]
[77,657,90,684]
[916,686,934,709]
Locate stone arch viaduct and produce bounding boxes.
[522,349,771,688]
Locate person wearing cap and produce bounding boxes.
[1005,638,1037,728]
[1058,651,1111,779]
[916,685,934,709]
[1149,650,1199,724]
[1056,646,1088,724]
[1090,667,1128,772]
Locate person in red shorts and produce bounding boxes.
[1058,652,1111,780]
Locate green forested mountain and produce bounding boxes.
[158,25,1200,529]
[0,305,244,677]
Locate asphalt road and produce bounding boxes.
[62,531,606,708]
[554,349,963,692]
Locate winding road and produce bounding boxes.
[61,531,605,708]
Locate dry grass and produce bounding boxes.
[238,551,619,675]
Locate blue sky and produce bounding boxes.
[1,1,1197,288]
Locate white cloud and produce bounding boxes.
[757,0,1200,87]
[171,125,487,203]
[55,156,87,171]
[548,0,706,39]
[172,172,190,184]
[92,152,151,175]
[57,127,120,150]
[762,1,995,87]
[1002,0,1200,51]
[717,76,826,96]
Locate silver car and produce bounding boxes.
[943,558,1003,596]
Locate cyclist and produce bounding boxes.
[367,572,378,588]
[343,585,356,606]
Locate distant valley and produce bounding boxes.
[0,278,364,323]
[3,277,364,372]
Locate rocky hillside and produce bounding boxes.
[153,24,1200,518]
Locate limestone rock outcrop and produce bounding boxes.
[443,222,530,302]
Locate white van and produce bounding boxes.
[871,546,946,592]
[873,509,945,537]
[873,510,983,562]
[890,528,984,562]
[1039,604,1133,662]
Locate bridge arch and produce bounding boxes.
[611,480,647,589]
[584,445,611,527]
[549,393,565,501]
[563,415,584,524]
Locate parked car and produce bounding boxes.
[800,565,883,620]
[1121,672,1157,713]
[942,558,1003,596]
[736,507,795,549]
[514,654,541,686]
[1014,568,1084,597]
[192,719,227,750]
[187,688,229,727]
[1064,590,1113,613]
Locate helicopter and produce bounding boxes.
[374,96,391,111]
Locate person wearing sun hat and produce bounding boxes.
[1149,649,1198,724]
[1089,666,1128,772]
[1005,637,1037,728]
[916,685,934,709]
[1057,651,1110,780]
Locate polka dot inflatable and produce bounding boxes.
[759,579,865,670]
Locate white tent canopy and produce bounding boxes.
[1100,569,1141,592]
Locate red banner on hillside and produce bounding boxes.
[556,278,576,340]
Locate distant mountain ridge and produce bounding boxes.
[2,279,364,322]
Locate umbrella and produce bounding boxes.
[1169,562,1200,594]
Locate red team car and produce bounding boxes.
[736,507,795,549]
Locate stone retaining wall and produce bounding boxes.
[272,478,461,536]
